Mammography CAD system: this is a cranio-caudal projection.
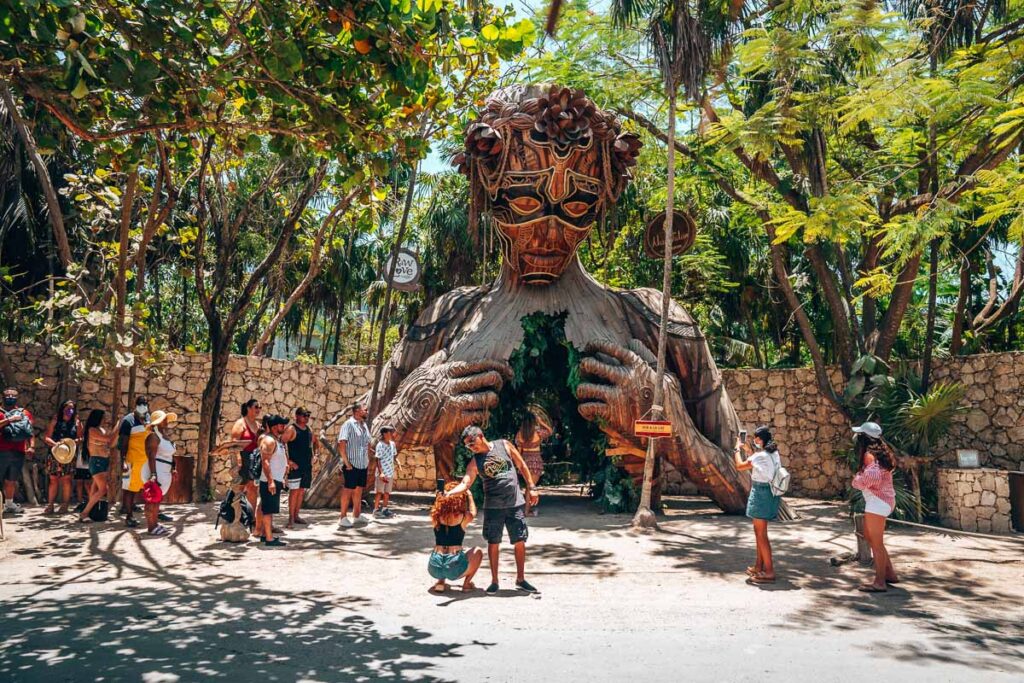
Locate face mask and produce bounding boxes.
[64,408,75,419]
[3,397,16,408]
[137,404,149,417]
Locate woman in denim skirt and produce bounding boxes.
[733,426,782,584]
[428,482,483,593]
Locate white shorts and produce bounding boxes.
[140,460,173,495]
[375,474,394,494]
[863,490,893,518]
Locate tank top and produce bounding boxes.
[259,438,288,483]
[288,425,313,467]
[155,431,176,464]
[240,420,259,455]
[472,439,525,509]
[434,516,466,546]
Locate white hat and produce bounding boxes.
[852,422,883,439]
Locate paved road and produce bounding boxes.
[1,493,1021,682]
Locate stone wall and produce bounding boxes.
[936,468,1013,534]
[0,344,442,497]
[5,343,1023,501]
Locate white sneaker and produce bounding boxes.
[4,501,23,514]
[338,516,354,528]
[353,515,369,526]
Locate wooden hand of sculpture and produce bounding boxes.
[374,350,513,448]
[576,340,683,448]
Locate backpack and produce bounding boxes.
[215,489,254,530]
[1,409,32,442]
[88,499,109,522]
[769,450,791,497]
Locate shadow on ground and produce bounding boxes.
[0,527,487,682]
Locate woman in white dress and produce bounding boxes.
[142,411,178,536]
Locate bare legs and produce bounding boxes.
[262,510,275,542]
[750,519,775,581]
[340,486,364,522]
[487,541,528,586]
[245,481,261,536]
[145,502,159,532]
[861,513,897,590]
[45,475,71,514]
[287,487,306,528]
[80,473,108,521]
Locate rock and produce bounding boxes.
[959,508,977,530]
[980,490,997,506]
[963,492,980,507]
[965,410,990,432]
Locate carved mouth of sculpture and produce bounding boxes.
[522,251,566,269]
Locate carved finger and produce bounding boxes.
[578,401,609,422]
[448,358,514,381]
[584,340,640,366]
[451,370,505,395]
[579,356,628,384]
[576,382,616,404]
[457,411,492,430]
[594,351,622,367]
[452,390,500,412]
[628,339,657,367]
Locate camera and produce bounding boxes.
[739,429,748,441]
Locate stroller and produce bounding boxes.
[215,488,255,542]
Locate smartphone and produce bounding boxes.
[436,478,446,493]
[739,429,748,441]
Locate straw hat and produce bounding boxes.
[149,410,178,428]
[51,438,77,465]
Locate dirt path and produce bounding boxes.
[0,493,1021,682]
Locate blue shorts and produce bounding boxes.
[88,457,110,476]
[428,551,469,581]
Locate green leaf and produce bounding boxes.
[71,79,89,99]
[481,24,499,41]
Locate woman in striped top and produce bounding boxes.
[851,422,899,593]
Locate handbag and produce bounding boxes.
[88,499,109,522]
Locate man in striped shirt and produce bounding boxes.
[337,402,371,528]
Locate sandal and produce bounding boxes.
[430,583,448,594]
[750,574,776,584]
[858,584,887,593]
[745,566,761,577]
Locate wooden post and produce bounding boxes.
[854,513,872,564]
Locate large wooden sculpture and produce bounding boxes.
[307,85,751,513]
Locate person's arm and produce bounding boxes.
[337,422,352,469]
[461,489,477,528]
[259,435,276,493]
[75,419,84,447]
[118,418,131,460]
[732,439,753,471]
[43,417,57,448]
[282,425,298,471]
[445,459,478,497]
[145,432,159,480]
[505,440,539,506]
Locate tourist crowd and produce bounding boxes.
[1,382,900,594]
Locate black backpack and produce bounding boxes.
[1,409,32,442]
[215,489,254,530]
[88,500,109,522]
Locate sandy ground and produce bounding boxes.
[0,490,1021,683]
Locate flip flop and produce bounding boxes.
[750,575,776,584]
[430,584,448,594]
[858,584,888,593]
[745,566,760,577]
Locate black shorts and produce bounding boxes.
[287,467,312,490]
[482,505,529,545]
[343,466,368,490]
[259,479,283,514]
[0,450,25,483]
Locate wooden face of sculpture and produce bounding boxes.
[490,131,604,285]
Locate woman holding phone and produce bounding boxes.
[733,426,783,584]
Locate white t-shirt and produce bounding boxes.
[376,440,397,478]
[749,450,779,483]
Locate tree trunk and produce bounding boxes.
[633,86,677,531]
[370,163,419,416]
[874,251,924,362]
[921,239,940,391]
[107,169,139,501]
[950,255,972,355]
[0,81,72,269]
[194,340,230,501]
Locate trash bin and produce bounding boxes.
[1010,471,1024,532]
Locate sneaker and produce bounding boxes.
[515,580,539,594]
[4,501,23,514]
[485,583,500,595]
[74,501,87,513]
[382,508,395,519]
[125,518,140,528]
[148,524,170,536]
[158,512,173,522]
[262,538,287,547]
[338,516,354,529]
[353,515,369,526]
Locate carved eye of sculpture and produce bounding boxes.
[563,201,591,218]
[509,196,543,215]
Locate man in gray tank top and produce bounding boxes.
[444,425,540,594]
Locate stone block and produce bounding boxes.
[991,514,1011,533]
[965,410,990,432]
[963,491,980,507]
[980,490,996,506]
[959,508,977,530]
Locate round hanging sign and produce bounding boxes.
[643,210,697,259]
[383,248,421,292]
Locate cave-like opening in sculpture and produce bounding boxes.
[452,311,633,508]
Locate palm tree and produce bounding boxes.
[610,0,744,529]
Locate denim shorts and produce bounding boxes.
[428,550,469,581]
[88,457,110,476]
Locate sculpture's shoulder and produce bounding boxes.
[404,285,488,344]
[614,287,705,341]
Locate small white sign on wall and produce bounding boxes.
[956,449,980,468]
